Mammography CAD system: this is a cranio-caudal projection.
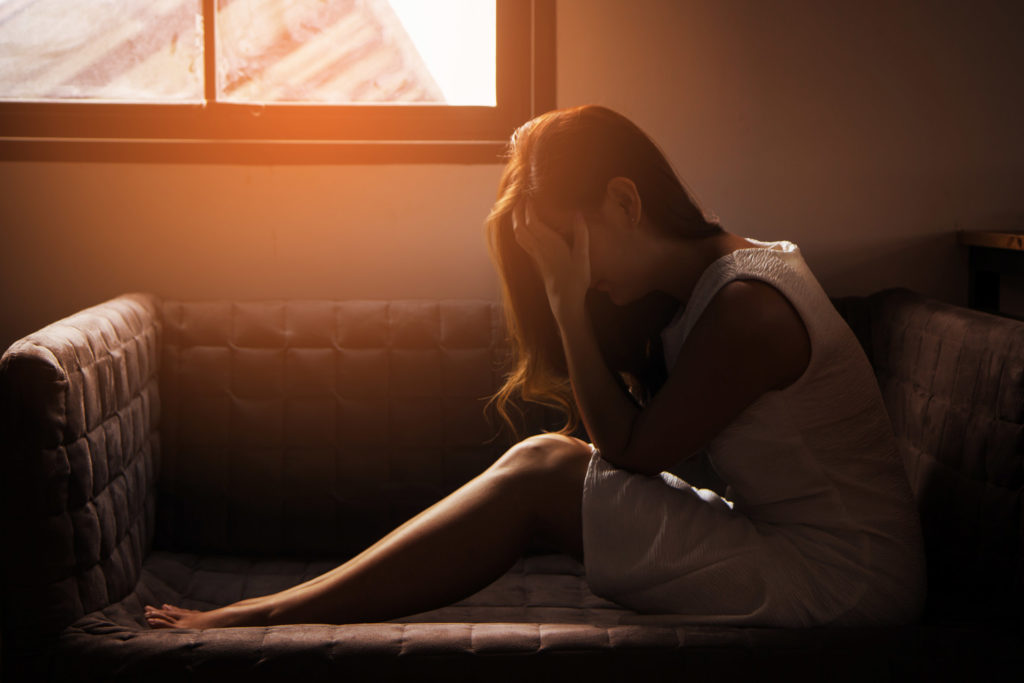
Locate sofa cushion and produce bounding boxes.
[156,299,549,559]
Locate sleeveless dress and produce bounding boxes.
[580,238,927,627]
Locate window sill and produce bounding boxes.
[0,137,509,164]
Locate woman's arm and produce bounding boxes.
[606,280,811,474]
[512,202,640,461]
[513,204,810,476]
[553,301,642,465]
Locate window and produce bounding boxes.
[0,0,554,163]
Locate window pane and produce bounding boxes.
[216,0,495,105]
[0,0,203,102]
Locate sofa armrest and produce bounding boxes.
[0,293,161,640]
[835,288,1024,620]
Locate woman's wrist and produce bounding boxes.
[553,297,589,339]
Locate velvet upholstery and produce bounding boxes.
[834,289,1024,620]
[2,289,1022,681]
[156,299,511,559]
[0,293,160,639]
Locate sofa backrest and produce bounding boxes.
[157,299,548,559]
[836,288,1024,621]
[0,293,161,639]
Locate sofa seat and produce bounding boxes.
[55,552,720,681]
[53,550,926,682]
[53,550,1021,682]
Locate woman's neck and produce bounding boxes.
[649,231,755,305]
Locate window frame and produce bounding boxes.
[0,0,555,164]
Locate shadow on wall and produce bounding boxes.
[958,212,1024,234]
[819,232,968,306]
[820,210,1024,310]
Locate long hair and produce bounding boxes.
[485,105,721,435]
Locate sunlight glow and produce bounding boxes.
[0,0,497,105]
[387,0,496,106]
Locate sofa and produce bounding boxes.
[1,289,1021,682]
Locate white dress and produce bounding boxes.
[580,239,927,627]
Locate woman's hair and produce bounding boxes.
[485,104,721,435]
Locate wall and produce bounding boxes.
[0,163,503,350]
[556,0,1024,306]
[2,0,1023,350]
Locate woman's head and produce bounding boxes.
[485,104,720,433]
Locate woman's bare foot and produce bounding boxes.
[144,601,271,630]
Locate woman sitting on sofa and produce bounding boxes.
[146,105,925,630]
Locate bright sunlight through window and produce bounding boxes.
[388,0,495,106]
[0,0,496,105]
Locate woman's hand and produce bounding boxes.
[513,199,641,467]
[512,200,591,326]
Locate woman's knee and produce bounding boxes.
[491,433,593,483]
[490,434,591,559]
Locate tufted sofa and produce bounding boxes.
[1,290,1022,682]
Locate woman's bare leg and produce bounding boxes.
[145,434,591,629]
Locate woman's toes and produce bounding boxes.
[156,603,193,616]
[165,606,195,618]
[146,614,176,629]
[143,603,211,629]
[144,605,183,629]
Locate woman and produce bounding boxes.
[146,105,925,630]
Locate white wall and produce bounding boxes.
[2,0,1023,350]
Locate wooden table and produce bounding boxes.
[958,230,1024,313]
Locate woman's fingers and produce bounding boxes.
[513,199,589,287]
[572,212,589,255]
[511,200,590,317]
[520,201,570,258]
[145,612,176,627]
[524,201,564,248]
[572,212,591,284]
[513,201,555,263]
[512,204,542,259]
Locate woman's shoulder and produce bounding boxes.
[700,279,812,391]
